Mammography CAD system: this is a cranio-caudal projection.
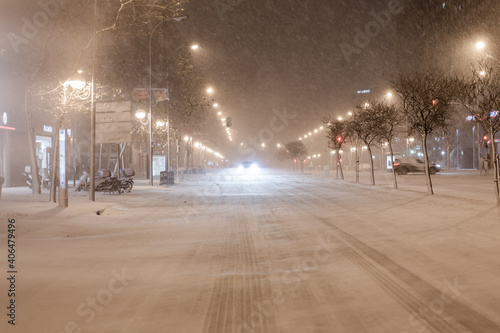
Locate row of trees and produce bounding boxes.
[320,60,500,204]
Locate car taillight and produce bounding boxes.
[394,163,400,166]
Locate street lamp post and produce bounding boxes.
[90,0,97,201]
[148,16,188,186]
[59,77,86,208]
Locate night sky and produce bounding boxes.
[181,0,400,146]
[1,0,491,161]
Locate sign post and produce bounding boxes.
[58,129,68,207]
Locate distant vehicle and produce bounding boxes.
[393,157,439,175]
[240,161,257,168]
[237,162,259,173]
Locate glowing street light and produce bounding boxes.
[213,103,218,107]
[135,109,146,120]
[191,44,199,50]
[476,41,486,50]
[65,79,85,90]
[206,87,214,94]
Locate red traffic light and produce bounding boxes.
[483,135,489,142]
[336,136,342,143]
[432,99,438,105]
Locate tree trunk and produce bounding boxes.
[335,154,339,179]
[24,89,41,194]
[337,151,344,180]
[489,125,499,205]
[50,115,64,203]
[367,146,375,185]
[389,144,398,189]
[422,133,434,195]
[355,148,359,183]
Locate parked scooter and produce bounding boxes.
[21,166,37,188]
[95,169,122,194]
[119,168,134,193]
[21,165,51,189]
[76,169,131,195]
[40,168,51,189]
[76,171,90,191]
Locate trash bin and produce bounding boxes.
[0,177,4,200]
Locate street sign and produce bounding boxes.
[96,101,132,143]
[59,129,68,207]
[96,132,131,144]
[133,88,169,101]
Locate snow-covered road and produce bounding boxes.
[1,170,500,332]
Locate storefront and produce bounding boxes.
[0,112,15,186]
[0,111,29,187]
[36,124,54,170]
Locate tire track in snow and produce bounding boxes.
[242,178,368,332]
[315,217,500,332]
[201,184,273,333]
[277,176,500,332]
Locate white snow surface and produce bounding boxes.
[1,169,500,333]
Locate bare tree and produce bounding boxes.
[323,117,349,180]
[372,100,404,189]
[36,80,91,202]
[284,141,308,173]
[391,70,459,194]
[349,104,380,185]
[458,58,500,204]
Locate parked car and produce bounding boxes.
[393,157,439,175]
